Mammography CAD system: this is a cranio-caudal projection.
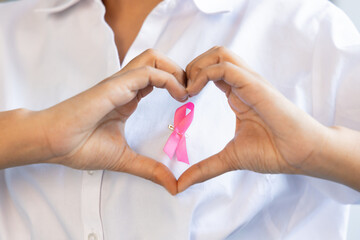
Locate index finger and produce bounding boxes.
[186,46,248,85]
[121,66,189,102]
[58,66,188,131]
[122,49,187,87]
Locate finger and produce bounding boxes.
[126,66,188,101]
[106,66,188,108]
[193,63,296,131]
[52,67,188,133]
[214,80,231,96]
[186,46,247,86]
[186,62,241,96]
[123,49,187,87]
[177,149,233,193]
[120,149,178,195]
[136,85,154,101]
[188,62,264,107]
[185,46,218,75]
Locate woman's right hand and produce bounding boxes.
[0,49,188,195]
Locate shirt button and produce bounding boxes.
[88,233,98,240]
[87,170,94,175]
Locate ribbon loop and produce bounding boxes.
[163,102,194,164]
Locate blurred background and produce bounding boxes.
[330,1,360,239]
[332,0,360,29]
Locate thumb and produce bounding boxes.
[119,149,178,195]
[177,148,234,193]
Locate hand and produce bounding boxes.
[35,49,188,195]
[177,47,329,193]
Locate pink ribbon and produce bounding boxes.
[163,102,195,164]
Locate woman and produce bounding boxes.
[0,0,359,239]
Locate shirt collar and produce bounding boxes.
[35,0,81,13]
[192,0,233,14]
[35,0,233,14]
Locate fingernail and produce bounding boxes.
[185,89,193,98]
[181,95,189,102]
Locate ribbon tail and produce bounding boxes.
[163,132,180,160]
[176,136,189,164]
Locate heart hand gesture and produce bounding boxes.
[9,47,350,195]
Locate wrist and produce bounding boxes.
[305,126,335,174]
[290,121,331,176]
[302,125,360,191]
[0,109,52,168]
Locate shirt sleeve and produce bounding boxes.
[309,3,360,205]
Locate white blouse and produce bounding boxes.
[0,0,359,239]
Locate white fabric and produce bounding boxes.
[0,0,359,239]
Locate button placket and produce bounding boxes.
[81,170,104,240]
[78,2,179,240]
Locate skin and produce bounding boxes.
[0,49,188,195]
[1,0,359,196]
[102,0,163,64]
[177,46,360,193]
[2,46,359,195]
[101,0,360,194]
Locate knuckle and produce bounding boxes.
[215,46,228,56]
[13,108,31,118]
[140,65,153,74]
[215,45,225,51]
[144,48,158,58]
[16,108,30,114]
[103,77,126,98]
[192,65,203,76]
[102,77,116,90]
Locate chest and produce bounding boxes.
[103,0,163,63]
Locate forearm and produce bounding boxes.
[0,109,50,169]
[304,126,360,192]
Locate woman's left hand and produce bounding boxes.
[178,47,328,192]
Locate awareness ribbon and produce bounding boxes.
[163,102,195,164]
